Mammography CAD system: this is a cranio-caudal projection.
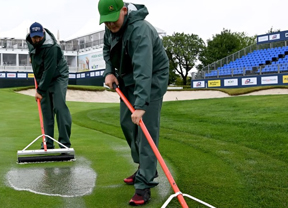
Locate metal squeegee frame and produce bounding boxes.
[112,83,216,208]
[17,134,75,156]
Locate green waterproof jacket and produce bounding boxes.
[103,3,169,110]
[26,29,69,95]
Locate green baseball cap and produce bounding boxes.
[98,0,124,25]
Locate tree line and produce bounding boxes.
[162,28,279,85]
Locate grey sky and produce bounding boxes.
[0,0,287,41]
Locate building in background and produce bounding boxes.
[0,27,165,72]
[0,27,166,87]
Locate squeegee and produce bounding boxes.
[17,79,75,163]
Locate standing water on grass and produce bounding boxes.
[5,157,97,197]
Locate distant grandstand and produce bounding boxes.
[205,46,288,78]
[192,30,288,88]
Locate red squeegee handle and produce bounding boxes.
[112,83,188,208]
[34,78,47,152]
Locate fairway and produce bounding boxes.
[1,87,288,208]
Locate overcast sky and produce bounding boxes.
[0,0,287,42]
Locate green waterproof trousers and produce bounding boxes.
[40,77,72,149]
[120,85,162,189]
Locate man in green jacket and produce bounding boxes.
[98,0,169,205]
[26,22,72,150]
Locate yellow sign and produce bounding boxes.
[208,80,221,87]
[283,75,288,83]
[28,73,34,78]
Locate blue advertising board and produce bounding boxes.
[191,73,288,89]
[257,30,288,45]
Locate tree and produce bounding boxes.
[165,50,178,85]
[266,27,280,34]
[234,31,256,48]
[162,33,205,85]
[198,28,256,70]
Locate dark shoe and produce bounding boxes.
[124,170,158,185]
[129,188,151,206]
[124,171,137,185]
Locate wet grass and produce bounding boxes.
[0,88,167,208]
[1,86,288,207]
[71,88,288,208]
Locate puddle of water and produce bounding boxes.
[6,159,97,197]
[7,141,172,204]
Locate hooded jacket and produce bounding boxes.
[26,29,69,95]
[103,3,169,110]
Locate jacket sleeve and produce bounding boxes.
[37,46,58,94]
[103,28,115,78]
[128,24,154,110]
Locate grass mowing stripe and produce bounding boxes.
[161,96,288,163]
[160,128,288,207]
[158,138,246,208]
[71,108,124,140]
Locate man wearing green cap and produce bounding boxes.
[98,0,169,206]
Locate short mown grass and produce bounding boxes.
[1,86,288,208]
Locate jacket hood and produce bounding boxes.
[110,3,148,37]
[125,3,148,24]
[26,28,57,51]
